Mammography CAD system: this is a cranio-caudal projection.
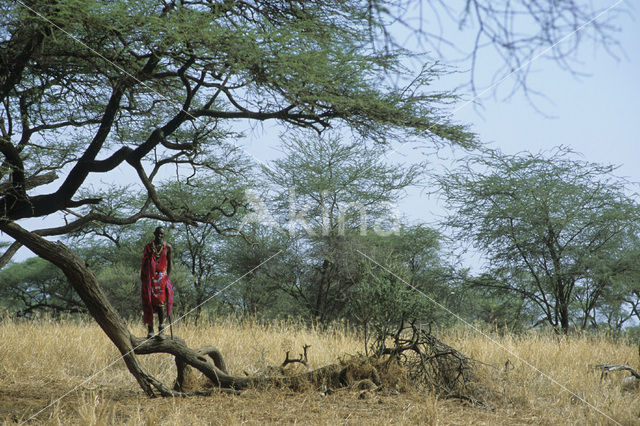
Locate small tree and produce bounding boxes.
[348,256,432,355]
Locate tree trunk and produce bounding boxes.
[0,222,172,396]
[559,299,570,334]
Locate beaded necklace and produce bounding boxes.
[152,241,164,259]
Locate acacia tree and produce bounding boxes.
[0,256,85,317]
[0,0,475,396]
[258,132,425,323]
[438,147,640,333]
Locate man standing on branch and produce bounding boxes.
[141,226,174,338]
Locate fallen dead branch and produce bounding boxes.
[594,364,640,381]
[282,344,310,367]
[133,335,378,394]
[131,320,482,404]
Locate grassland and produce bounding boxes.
[1,316,639,425]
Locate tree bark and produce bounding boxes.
[0,171,57,193]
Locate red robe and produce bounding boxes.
[141,242,174,326]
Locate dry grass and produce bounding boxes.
[1,316,639,425]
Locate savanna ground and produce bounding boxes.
[1,316,639,425]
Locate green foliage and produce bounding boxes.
[254,132,428,322]
[93,261,140,319]
[345,225,465,351]
[262,132,423,234]
[218,226,302,319]
[348,257,431,355]
[0,257,84,316]
[438,147,640,332]
[458,272,541,331]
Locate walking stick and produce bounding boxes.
[167,304,173,340]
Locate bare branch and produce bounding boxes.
[282,345,311,367]
[0,171,57,193]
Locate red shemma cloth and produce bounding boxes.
[141,242,174,326]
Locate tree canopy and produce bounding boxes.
[1,0,475,225]
[437,147,640,333]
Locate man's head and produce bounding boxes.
[154,226,165,243]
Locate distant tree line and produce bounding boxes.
[3,140,639,340]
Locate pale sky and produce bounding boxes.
[455,13,640,182]
[399,2,639,224]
